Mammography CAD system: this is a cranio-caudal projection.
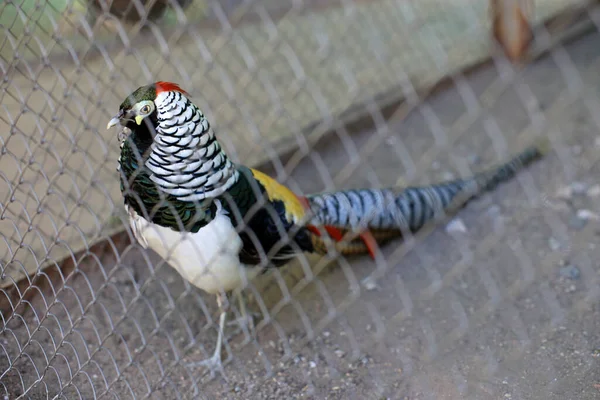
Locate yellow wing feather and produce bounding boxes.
[250,168,307,223]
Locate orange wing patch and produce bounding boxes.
[250,168,307,224]
[307,224,379,260]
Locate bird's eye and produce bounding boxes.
[140,105,151,114]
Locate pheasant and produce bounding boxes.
[107,81,549,376]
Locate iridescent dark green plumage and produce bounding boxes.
[222,166,314,266]
[119,134,217,232]
[120,135,315,263]
[119,84,159,110]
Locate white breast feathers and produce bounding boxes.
[126,201,261,294]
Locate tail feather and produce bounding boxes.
[306,138,549,255]
[473,137,550,192]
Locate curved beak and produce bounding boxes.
[106,117,120,130]
[106,110,124,130]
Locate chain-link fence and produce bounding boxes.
[2,0,600,398]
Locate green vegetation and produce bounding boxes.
[0,0,208,64]
[0,0,69,61]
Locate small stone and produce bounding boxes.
[556,182,587,199]
[442,172,455,181]
[571,181,588,195]
[559,264,580,279]
[577,209,600,221]
[362,276,380,291]
[588,185,600,197]
[446,218,468,234]
[468,154,481,165]
[568,215,587,230]
[548,237,561,251]
[323,331,331,338]
[335,349,346,358]
[487,205,502,216]
[556,186,573,200]
[565,284,577,293]
[309,361,317,368]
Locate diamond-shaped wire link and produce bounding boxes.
[1,0,600,398]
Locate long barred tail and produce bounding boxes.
[306,138,550,255]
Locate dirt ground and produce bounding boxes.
[3,29,600,400]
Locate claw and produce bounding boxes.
[186,352,226,380]
[227,312,259,330]
[227,315,256,346]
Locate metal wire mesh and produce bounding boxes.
[2,0,600,398]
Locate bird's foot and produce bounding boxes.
[227,312,260,345]
[186,352,226,380]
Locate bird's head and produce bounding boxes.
[107,81,189,133]
[108,81,238,202]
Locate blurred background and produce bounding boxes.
[2,0,600,398]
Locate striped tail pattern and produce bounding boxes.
[305,138,550,257]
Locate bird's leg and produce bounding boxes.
[186,292,228,379]
[226,288,258,345]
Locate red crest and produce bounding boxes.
[155,81,190,96]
